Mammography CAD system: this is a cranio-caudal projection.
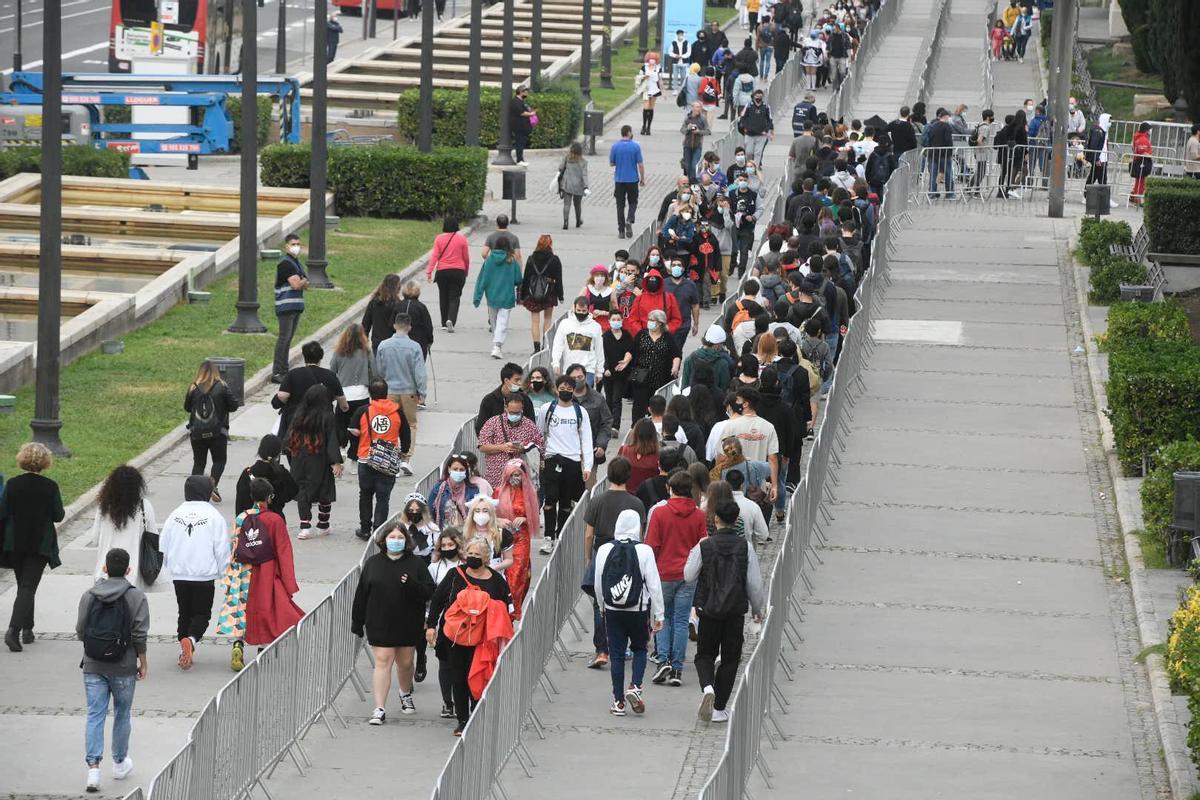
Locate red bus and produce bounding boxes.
[109,0,243,74]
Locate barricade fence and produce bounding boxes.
[827,0,900,123]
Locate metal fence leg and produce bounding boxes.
[541,670,561,697]
[552,637,571,671]
[768,709,788,742]
[778,653,796,680]
[569,604,590,640]
[518,741,538,770]
[493,776,514,800]
[528,707,547,739]
[755,752,775,790]
[801,571,814,594]
[772,683,790,711]
[513,743,535,778]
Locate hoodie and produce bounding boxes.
[77,576,150,677]
[683,527,764,618]
[644,496,707,581]
[594,510,665,620]
[681,345,733,391]
[626,269,683,336]
[552,314,604,376]
[159,476,230,582]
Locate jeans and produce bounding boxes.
[671,60,687,88]
[487,306,511,347]
[825,330,840,367]
[758,47,773,78]
[683,144,703,181]
[614,181,640,231]
[694,613,744,710]
[357,464,397,535]
[732,229,755,276]
[173,580,216,643]
[928,155,955,196]
[8,553,47,630]
[434,269,466,326]
[654,579,695,671]
[273,311,302,377]
[773,456,788,514]
[190,435,228,484]
[84,672,136,765]
[1015,32,1030,58]
[605,609,650,701]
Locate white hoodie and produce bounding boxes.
[594,510,665,621]
[552,314,603,376]
[159,500,230,582]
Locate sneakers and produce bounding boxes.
[587,653,609,670]
[539,538,555,555]
[231,641,245,672]
[490,345,502,359]
[369,707,386,725]
[609,699,627,716]
[453,723,465,736]
[399,693,416,715]
[774,511,785,524]
[446,321,455,333]
[4,627,21,652]
[651,663,673,685]
[699,685,716,722]
[711,709,729,723]
[440,703,455,719]
[21,628,34,644]
[669,669,682,687]
[398,461,413,477]
[210,486,222,503]
[113,757,133,781]
[298,524,315,540]
[86,766,101,793]
[355,527,371,541]
[625,685,645,714]
[178,637,194,671]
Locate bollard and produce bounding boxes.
[188,291,212,304]
[260,249,282,260]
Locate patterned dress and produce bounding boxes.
[215,509,254,639]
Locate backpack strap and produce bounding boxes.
[573,401,585,464]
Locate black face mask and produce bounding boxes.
[530,380,545,389]
[406,509,422,522]
[465,555,485,570]
[440,548,458,558]
[574,311,589,321]
[646,278,662,291]
[558,389,575,402]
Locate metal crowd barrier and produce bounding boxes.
[1107,118,1195,159]
[827,0,900,122]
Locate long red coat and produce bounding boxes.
[245,510,304,646]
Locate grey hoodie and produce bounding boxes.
[76,577,150,677]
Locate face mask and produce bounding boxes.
[710,163,720,172]
[406,509,422,522]
[508,382,523,393]
[385,538,406,554]
[530,380,544,390]
[1025,104,1034,113]
[449,469,467,483]
[558,389,575,402]
[465,555,485,570]
[736,154,746,165]
[575,311,589,321]
[737,181,748,190]
[671,266,685,278]
[594,276,607,287]
[646,277,662,291]
[649,254,661,265]
[572,377,587,390]
[747,166,756,175]
[647,320,659,332]
[1069,104,1077,112]
[754,97,763,104]
[506,412,523,424]
[509,474,523,487]
[287,245,301,256]
[680,192,692,202]
[611,318,623,330]
[440,548,458,558]
[473,511,492,527]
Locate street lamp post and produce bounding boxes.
[494,0,515,165]
[230,0,268,333]
[418,0,435,151]
[308,0,334,287]
[581,0,592,104]
[13,0,23,74]
[638,0,648,59]
[529,0,543,90]
[276,0,287,73]
[1047,0,1078,219]
[600,0,613,90]
[465,0,483,145]
[30,0,69,455]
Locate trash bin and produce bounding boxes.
[502,170,526,201]
[1084,183,1111,217]
[208,356,247,405]
[584,110,604,137]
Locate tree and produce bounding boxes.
[1147,0,1179,103]
[1178,0,1200,116]
[1120,0,1156,74]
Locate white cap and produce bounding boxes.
[614,509,642,542]
[704,324,727,345]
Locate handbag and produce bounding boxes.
[529,113,539,127]
[367,437,403,477]
[630,365,651,384]
[1130,156,1152,178]
[138,502,164,585]
[676,85,687,108]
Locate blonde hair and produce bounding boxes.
[463,498,502,556]
[464,535,493,561]
[402,280,421,299]
[193,360,221,393]
[16,442,52,473]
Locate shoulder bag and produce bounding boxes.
[138,501,164,585]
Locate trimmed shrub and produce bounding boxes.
[1141,438,1200,555]
[1103,300,1191,351]
[396,82,585,150]
[1168,584,1200,769]
[1107,340,1200,474]
[0,146,129,179]
[1040,9,1052,50]
[1078,218,1133,264]
[1088,257,1147,305]
[260,144,487,219]
[1145,177,1200,256]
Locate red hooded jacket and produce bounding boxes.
[626,269,683,336]
[645,496,707,581]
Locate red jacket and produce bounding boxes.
[645,496,707,581]
[626,270,683,336]
[244,509,304,646]
[468,598,515,699]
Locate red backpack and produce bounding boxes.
[442,568,491,647]
[235,512,277,565]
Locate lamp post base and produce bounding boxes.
[30,417,71,457]
[307,258,335,289]
[493,147,516,166]
[229,301,268,333]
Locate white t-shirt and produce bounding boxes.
[720,414,779,463]
[539,402,595,471]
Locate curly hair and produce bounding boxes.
[97,465,147,529]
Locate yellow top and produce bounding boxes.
[1001,5,1020,28]
[748,0,761,12]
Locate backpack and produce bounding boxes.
[235,511,277,565]
[797,354,822,393]
[969,123,985,147]
[540,401,585,462]
[82,587,132,662]
[601,540,645,610]
[190,389,221,440]
[700,78,719,104]
[696,537,749,619]
[442,568,492,646]
[526,257,554,304]
[866,152,891,186]
[730,299,753,331]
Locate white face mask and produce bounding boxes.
[473,511,492,527]
[287,244,301,256]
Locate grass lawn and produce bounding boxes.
[0,217,439,503]
[1134,527,1170,570]
[1085,45,1173,121]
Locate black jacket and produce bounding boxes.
[392,298,434,356]
[926,119,954,149]
[522,250,565,304]
[886,118,918,156]
[739,102,774,136]
[235,460,299,517]
[754,389,796,462]
[732,46,758,77]
[184,381,240,439]
[475,387,535,434]
[361,296,401,352]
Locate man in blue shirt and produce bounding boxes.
[609,125,646,239]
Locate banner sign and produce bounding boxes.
[660,0,706,58]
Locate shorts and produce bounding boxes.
[540,454,585,505]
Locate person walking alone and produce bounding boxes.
[610,125,646,239]
[686,499,763,722]
[377,313,426,472]
[426,217,471,333]
[159,475,229,670]
[474,237,524,360]
[90,466,157,591]
[185,359,240,502]
[558,142,590,230]
[271,233,310,383]
[77,548,149,793]
[737,88,774,172]
[509,85,536,166]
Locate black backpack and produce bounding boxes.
[696,536,749,620]
[190,389,222,440]
[601,540,644,610]
[829,31,850,58]
[526,257,554,304]
[82,587,132,662]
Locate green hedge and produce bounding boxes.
[1088,258,1148,305]
[1079,218,1133,263]
[1107,340,1200,474]
[1142,438,1200,554]
[1040,9,1052,50]
[102,96,273,152]
[0,146,129,179]
[1103,300,1191,351]
[260,144,487,219]
[1145,177,1200,255]
[396,83,585,150]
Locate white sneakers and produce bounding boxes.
[86,766,101,792]
[399,461,413,476]
[369,707,386,725]
[490,345,502,359]
[699,685,716,722]
[711,709,729,723]
[539,538,555,555]
[113,757,133,780]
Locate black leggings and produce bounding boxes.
[434,269,467,327]
[603,372,629,430]
[190,435,228,484]
[448,642,477,725]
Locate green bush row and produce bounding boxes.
[0,146,129,179]
[395,83,585,150]
[260,144,487,220]
[1107,340,1200,475]
[1088,258,1147,305]
[1103,300,1191,351]
[1145,177,1200,256]
[1078,218,1133,264]
[1141,438,1200,555]
[102,96,273,152]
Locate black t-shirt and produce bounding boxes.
[665,279,701,331]
[635,475,670,512]
[603,330,636,372]
[584,489,646,552]
[275,255,303,290]
[275,365,344,439]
